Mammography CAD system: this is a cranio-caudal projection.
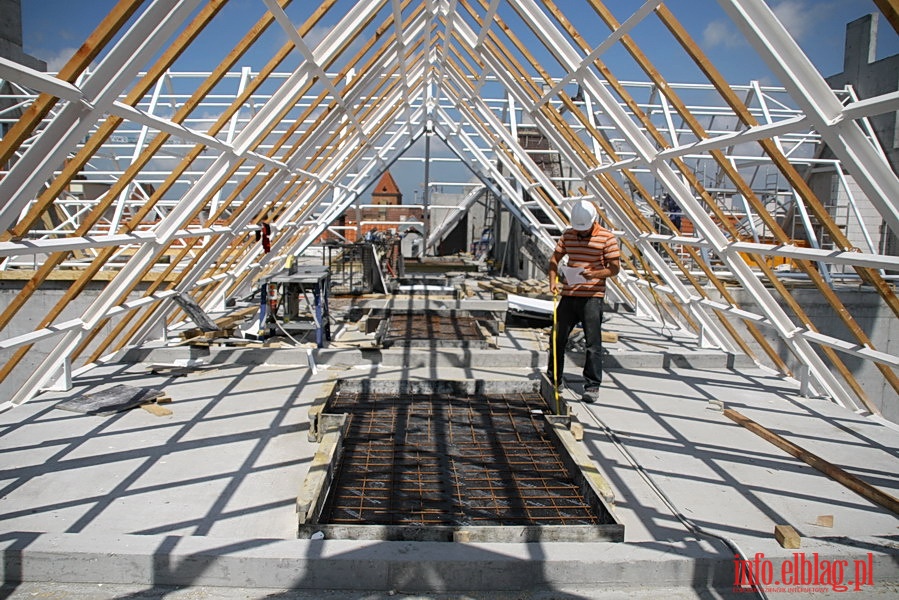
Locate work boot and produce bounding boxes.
[581,387,600,404]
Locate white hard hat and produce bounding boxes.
[569,200,597,231]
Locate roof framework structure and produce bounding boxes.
[0,0,898,414]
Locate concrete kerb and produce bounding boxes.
[0,532,742,591]
[119,345,751,371]
[6,532,896,591]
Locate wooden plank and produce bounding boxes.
[147,364,196,376]
[724,408,899,516]
[814,514,834,528]
[570,420,584,442]
[873,0,899,34]
[214,306,259,329]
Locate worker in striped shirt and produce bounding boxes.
[547,200,620,403]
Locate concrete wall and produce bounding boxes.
[0,0,47,71]
[707,285,899,422]
[0,0,48,142]
[0,279,161,407]
[824,13,899,260]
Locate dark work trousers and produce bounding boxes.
[548,295,605,389]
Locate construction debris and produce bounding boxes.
[141,403,173,417]
[178,306,258,343]
[172,293,220,333]
[147,358,216,377]
[475,277,551,299]
[55,384,165,416]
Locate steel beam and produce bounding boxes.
[719,0,899,238]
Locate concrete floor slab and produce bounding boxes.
[1,310,897,597]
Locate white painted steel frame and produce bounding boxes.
[720,0,899,238]
[0,79,856,267]
[0,0,205,234]
[504,0,866,404]
[0,0,897,413]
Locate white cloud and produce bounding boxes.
[704,1,832,50]
[702,20,742,49]
[770,0,813,41]
[769,0,843,42]
[33,47,81,73]
[303,24,333,51]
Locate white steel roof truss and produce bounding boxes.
[719,0,899,238]
[109,77,167,233]
[433,0,460,107]
[267,42,427,197]
[539,100,738,352]
[0,0,205,234]
[285,107,429,258]
[448,81,567,233]
[1,1,898,413]
[146,2,394,251]
[262,0,371,148]
[448,23,569,229]
[222,55,433,277]
[432,105,559,252]
[427,185,487,249]
[533,0,662,113]
[216,121,424,296]
[508,0,860,401]
[391,0,416,117]
[210,66,256,218]
[749,80,833,282]
[0,56,83,103]
[464,82,569,230]
[3,4,377,399]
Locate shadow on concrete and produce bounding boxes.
[578,365,899,548]
[0,360,320,599]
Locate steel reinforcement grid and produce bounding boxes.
[383,313,484,343]
[319,390,610,527]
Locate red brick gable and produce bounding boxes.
[372,171,402,205]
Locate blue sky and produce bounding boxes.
[21,1,898,80]
[18,1,899,199]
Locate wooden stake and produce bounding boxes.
[570,419,584,442]
[774,524,801,549]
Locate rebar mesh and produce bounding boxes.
[319,390,606,526]
[383,313,484,344]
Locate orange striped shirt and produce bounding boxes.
[556,223,620,297]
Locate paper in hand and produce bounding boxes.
[560,264,587,284]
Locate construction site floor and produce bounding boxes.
[1,310,897,598]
